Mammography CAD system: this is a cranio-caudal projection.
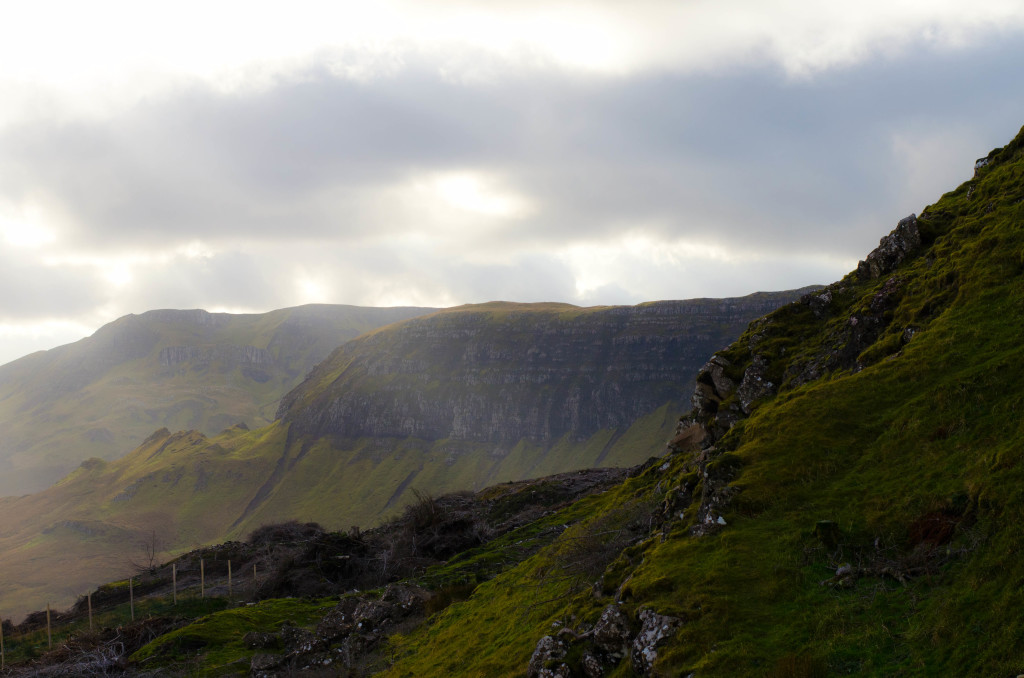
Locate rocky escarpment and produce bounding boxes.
[159,344,275,368]
[670,215,927,447]
[279,293,815,446]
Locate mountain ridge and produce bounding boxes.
[0,303,435,495]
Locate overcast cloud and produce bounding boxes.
[2,1,1024,365]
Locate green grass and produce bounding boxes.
[130,597,335,676]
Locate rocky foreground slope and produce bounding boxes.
[0,304,433,496]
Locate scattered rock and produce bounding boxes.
[974,156,991,175]
[527,635,571,678]
[315,597,361,643]
[631,608,681,675]
[250,652,283,677]
[803,287,834,319]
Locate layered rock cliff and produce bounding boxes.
[279,293,817,446]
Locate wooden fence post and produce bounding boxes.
[88,593,93,632]
[172,564,177,605]
[130,577,135,622]
[1,613,5,671]
[228,560,232,599]
[46,603,52,650]
[201,559,205,599]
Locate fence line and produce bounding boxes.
[0,558,264,666]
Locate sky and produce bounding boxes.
[2,1,1024,366]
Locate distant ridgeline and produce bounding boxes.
[0,304,434,496]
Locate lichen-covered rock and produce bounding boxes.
[631,608,681,674]
[527,635,571,678]
[736,356,774,415]
[803,287,834,319]
[857,215,921,280]
[581,650,605,677]
[592,605,633,661]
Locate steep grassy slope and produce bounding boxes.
[0,304,432,495]
[0,295,804,621]
[376,129,1024,676]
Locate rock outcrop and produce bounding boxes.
[857,215,921,280]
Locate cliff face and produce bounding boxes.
[279,293,817,446]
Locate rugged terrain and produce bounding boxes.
[5,124,1020,676]
[0,304,433,496]
[0,294,805,621]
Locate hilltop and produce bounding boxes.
[0,304,434,496]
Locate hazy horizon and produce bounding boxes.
[3,1,1024,365]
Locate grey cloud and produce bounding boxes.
[0,34,1022,336]
[113,250,285,312]
[0,252,104,319]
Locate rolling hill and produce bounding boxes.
[0,304,433,496]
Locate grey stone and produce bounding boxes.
[592,605,633,660]
[527,635,570,678]
[581,650,605,677]
[250,652,283,677]
[736,356,775,415]
[857,215,921,280]
[631,608,681,675]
